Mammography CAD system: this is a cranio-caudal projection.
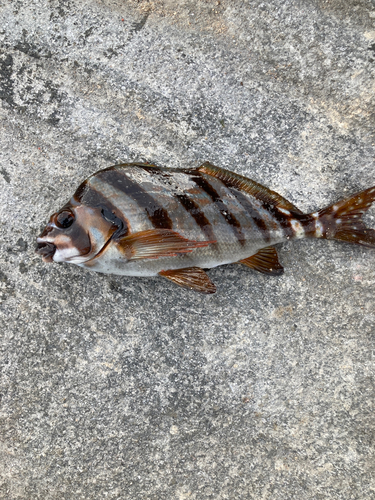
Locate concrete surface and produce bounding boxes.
[1,0,375,498]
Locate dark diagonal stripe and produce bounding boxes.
[98,169,173,229]
[214,176,271,243]
[139,166,217,242]
[73,180,129,237]
[192,173,246,245]
[263,203,293,238]
[175,194,216,241]
[74,180,119,214]
[232,190,271,242]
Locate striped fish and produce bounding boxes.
[36,162,375,294]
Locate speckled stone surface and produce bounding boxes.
[0,1,375,499]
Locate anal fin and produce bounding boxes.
[159,267,216,294]
[239,247,284,276]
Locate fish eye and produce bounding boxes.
[55,210,75,229]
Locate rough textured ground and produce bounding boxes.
[1,1,375,499]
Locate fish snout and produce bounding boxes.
[35,241,57,263]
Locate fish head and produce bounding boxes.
[35,200,120,264]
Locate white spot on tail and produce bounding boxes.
[311,212,319,219]
[291,220,305,239]
[278,207,291,215]
[315,220,323,238]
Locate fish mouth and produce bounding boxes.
[35,241,57,263]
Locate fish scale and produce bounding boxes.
[36,162,375,294]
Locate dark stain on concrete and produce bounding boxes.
[132,12,150,33]
[128,12,150,42]
[0,168,11,183]
[0,53,14,107]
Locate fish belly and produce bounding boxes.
[80,240,264,276]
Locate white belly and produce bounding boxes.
[78,239,266,277]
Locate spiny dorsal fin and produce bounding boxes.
[198,161,303,214]
[159,267,216,294]
[116,229,215,260]
[239,247,284,276]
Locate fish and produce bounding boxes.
[35,162,375,294]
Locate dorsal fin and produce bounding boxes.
[198,161,303,214]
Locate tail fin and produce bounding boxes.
[313,186,375,247]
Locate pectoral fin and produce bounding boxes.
[117,229,215,260]
[239,247,284,276]
[159,267,216,294]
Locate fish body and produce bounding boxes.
[36,162,375,293]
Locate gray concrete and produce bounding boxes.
[1,0,375,498]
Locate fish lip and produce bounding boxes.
[35,241,56,263]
